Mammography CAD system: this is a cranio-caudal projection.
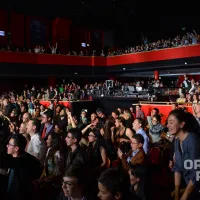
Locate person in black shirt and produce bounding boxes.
[6,134,41,200]
[65,128,88,170]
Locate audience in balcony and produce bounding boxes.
[108,30,199,56]
[1,30,199,57]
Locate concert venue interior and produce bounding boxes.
[0,1,200,200]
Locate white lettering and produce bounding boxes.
[196,171,200,181]
[184,160,193,169]
[194,160,200,170]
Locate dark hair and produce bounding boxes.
[153,108,159,114]
[133,134,144,144]
[87,129,104,156]
[152,114,161,123]
[103,117,115,140]
[96,108,103,114]
[124,108,133,120]
[128,164,146,179]
[48,132,62,152]
[30,118,40,132]
[64,166,86,185]
[98,168,129,196]
[68,128,82,143]
[128,164,147,196]
[135,118,145,128]
[112,110,120,117]
[43,110,53,120]
[117,117,126,127]
[11,134,27,153]
[136,104,142,108]
[169,110,200,136]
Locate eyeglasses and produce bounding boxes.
[62,181,76,188]
[88,134,96,138]
[131,142,138,145]
[66,135,73,139]
[7,143,15,147]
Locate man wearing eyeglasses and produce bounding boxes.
[6,134,41,200]
[58,166,88,200]
[65,128,88,170]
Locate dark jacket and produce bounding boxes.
[39,123,54,141]
[57,192,88,200]
[5,103,13,117]
[7,152,41,200]
[65,145,88,170]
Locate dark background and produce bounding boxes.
[0,0,200,48]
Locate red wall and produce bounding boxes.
[10,12,24,47]
[141,104,193,124]
[51,18,71,54]
[0,10,8,46]
[0,9,100,52]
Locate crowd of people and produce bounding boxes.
[0,78,174,103]
[176,75,200,104]
[108,31,199,56]
[0,31,199,57]
[0,85,200,200]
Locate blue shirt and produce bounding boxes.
[136,128,149,154]
[127,149,140,163]
[173,133,200,186]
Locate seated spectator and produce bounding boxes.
[34,46,40,53]
[0,134,10,199]
[26,119,47,165]
[135,105,145,119]
[132,118,149,154]
[57,166,88,200]
[65,128,88,170]
[117,134,146,172]
[128,165,148,200]
[115,117,133,154]
[148,114,165,144]
[39,110,54,140]
[122,108,134,129]
[81,129,107,175]
[100,117,116,161]
[111,110,120,120]
[98,168,131,200]
[44,132,64,177]
[171,103,179,110]
[176,93,186,103]
[6,134,41,200]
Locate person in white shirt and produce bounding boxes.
[49,42,57,54]
[34,46,40,53]
[26,119,46,165]
[136,83,143,91]
[189,79,196,94]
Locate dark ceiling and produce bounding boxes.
[1,0,200,29]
